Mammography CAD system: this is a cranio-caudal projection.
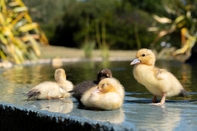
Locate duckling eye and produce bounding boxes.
[101,74,109,77]
[101,83,107,88]
[142,54,146,57]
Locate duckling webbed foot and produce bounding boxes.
[151,93,166,106]
[152,95,158,103]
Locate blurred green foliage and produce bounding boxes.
[23,0,69,40]
[24,0,166,50]
[148,0,197,55]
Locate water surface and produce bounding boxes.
[1,60,197,130]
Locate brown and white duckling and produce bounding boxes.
[130,48,186,106]
[70,68,112,105]
[26,68,74,100]
[81,77,125,110]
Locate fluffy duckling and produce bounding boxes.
[130,48,186,106]
[26,68,74,100]
[81,78,125,110]
[70,68,112,105]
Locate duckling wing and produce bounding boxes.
[154,68,168,80]
[154,68,187,97]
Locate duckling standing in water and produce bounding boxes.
[70,68,112,105]
[26,68,74,100]
[81,78,125,110]
[130,48,186,106]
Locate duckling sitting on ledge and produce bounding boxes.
[81,78,125,110]
[26,68,74,100]
[130,48,187,106]
[70,68,112,105]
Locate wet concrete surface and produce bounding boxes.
[1,89,197,131]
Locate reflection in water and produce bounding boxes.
[26,98,124,124]
[26,99,73,114]
[1,61,112,85]
[124,103,182,131]
[72,108,125,124]
[2,65,55,85]
[2,60,196,91]
[180,64,192,88]
[142,107,181,130]
[124,94,197,130]
[1,60,197,101]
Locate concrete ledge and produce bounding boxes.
[0,103,131,131]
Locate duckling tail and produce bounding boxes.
[179,89,187,97]
[26,90,40,99]
[68,90,74,93]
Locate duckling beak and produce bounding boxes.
[130,58,140,65]
[91,88,100,95]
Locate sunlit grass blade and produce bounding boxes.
[0,33,8,45]
[153,15,172,24]
[11,12,25,26]
[8,2,19,7]
[24,13,32,22]
[26,33,41,57]
[173,15,185,24]
[18,23,38,32]
[172,36,196,56]
[13,7,28,13]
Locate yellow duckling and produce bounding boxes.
[130,48,186,106]
[70,68,112,105]
[81,78,125,110]
[26,68,74,100]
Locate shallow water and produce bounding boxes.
[1,60,197,130]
